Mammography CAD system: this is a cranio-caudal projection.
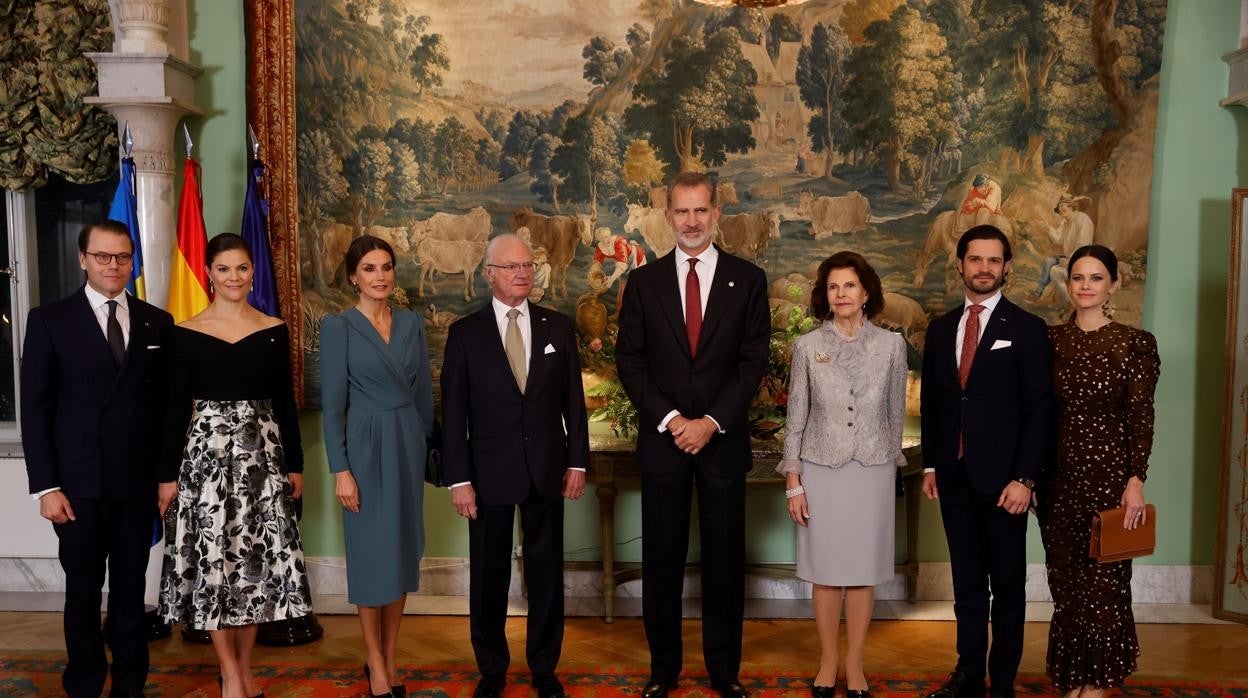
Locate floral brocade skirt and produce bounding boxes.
[158,399,312,630]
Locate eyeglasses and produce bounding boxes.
[84,251,134,265]
[487,262,536,274]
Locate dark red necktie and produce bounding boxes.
[957,304,985,458]
[685,258,702,358]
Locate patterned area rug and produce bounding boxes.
[2,657,1246,697]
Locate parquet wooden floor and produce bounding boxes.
[1,613,1245,683]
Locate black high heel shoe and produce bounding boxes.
[846,687,871,698]
[364,664,392,698]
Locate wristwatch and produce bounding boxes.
[1015,477,1036,490]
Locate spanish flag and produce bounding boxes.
[168,157,210,323]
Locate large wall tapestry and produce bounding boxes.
[269,0,1167,430]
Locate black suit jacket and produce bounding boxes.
[615,247,770,477]
[21,287,173,500]
[920,295,1052,494]
[441,302,589,506]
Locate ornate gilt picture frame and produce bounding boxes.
[1216,187,1248,623]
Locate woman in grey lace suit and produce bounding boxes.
[780,251,907,698]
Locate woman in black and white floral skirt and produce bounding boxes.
[156,233,311,698]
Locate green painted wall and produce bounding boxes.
[187,0,1241,566]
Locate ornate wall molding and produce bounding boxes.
[244,0,303,405]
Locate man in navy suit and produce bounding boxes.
[615,172,770,698]
[21,220,173,697]
[442,233,590,698]
[920,225,1053,698]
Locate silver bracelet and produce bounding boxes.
[785,485,805,498]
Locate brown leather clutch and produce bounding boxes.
[1089,504,1156,563]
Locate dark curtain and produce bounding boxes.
[0,0,118,191]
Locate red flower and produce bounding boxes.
[774,390,788,406]
[590,338,603,351]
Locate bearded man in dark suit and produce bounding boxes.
[615,172,771,698]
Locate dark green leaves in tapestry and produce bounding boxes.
[625,29,759,174]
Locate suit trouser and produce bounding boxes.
[938,463,1028,688]
[641,463,746,683]
[468,483,565,678]
[53,497,153,698]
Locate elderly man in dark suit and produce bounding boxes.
[442,233,590,698]
[920,225,1053,698]
[615,172,771,698]
[22,220,173,698]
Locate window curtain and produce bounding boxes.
[0,0,118,191]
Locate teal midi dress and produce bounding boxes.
[320,308,434,606]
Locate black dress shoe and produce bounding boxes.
[711,679,750,698]
[533,673,567,698]
[642,677,675,698]
[925,672,985,698]
[811,683,836,698]
[988,685,1014,698]
[474,674,505,698]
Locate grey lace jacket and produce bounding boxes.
[778,320,908,473]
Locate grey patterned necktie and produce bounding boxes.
[106,300,125,365]
[505,308,526,393]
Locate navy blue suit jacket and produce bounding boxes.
[614,248,771,477]
[20,286,173,500]
[920,295,1052,494]
[440,302,589,506]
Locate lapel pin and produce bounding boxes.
[728,281,735,287]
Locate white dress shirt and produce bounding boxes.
[954,290,1002,369]
[450,297,583,490]
[35,286,131,501]
[659,245,723,434]
[924,290,1003,475]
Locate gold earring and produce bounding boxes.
[1102,298,1115,318]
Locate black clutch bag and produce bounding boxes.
[424,419,443,486]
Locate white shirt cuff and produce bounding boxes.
[923,468,935,474]
[658,410,680,433]
[705,415,725,434]
[569,467,586,472]
[32,486,61,501]
[449,481,471,489]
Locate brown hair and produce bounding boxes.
[666,171,717,208]
[809,251,885,320]
[78,220,133,253]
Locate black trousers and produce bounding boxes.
[53,497,153,698]
[938,463,1029,688]
[468,484,565,679]
[641,463,746,684]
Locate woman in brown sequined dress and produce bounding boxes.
[1040,245,1160,698]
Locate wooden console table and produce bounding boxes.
[587,434,924,622]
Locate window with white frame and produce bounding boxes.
[1,172,118,453]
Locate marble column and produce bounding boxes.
[85,0,201,310]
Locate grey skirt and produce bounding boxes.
[796,459,895,587]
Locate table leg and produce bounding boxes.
[904,470,923,602]
[596,481,618,623]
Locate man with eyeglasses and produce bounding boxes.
[441,233,589,698]
[615,172,771,698]
[21,220,173,697]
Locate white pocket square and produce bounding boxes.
[990,339,1012,350]
[145,344,161,349]
[544,343,556,355]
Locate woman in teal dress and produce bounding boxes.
[320,235,434,698]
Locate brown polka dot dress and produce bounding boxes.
[1039,320,1160,691]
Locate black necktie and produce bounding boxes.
[106,300,125,365]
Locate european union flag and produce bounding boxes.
[241,157,280,317]
[107,156,145,300]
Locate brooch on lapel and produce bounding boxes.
[814,352,831,363]
[728,281,735,287]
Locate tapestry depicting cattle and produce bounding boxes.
[294,0,1166,434]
